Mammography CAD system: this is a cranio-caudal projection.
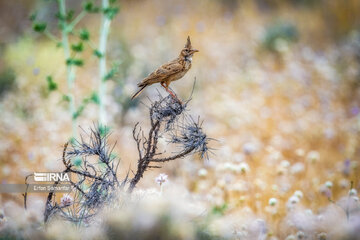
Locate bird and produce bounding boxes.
[131,36,199,101]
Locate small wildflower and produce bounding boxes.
[60,194,73,207]
[239,162,250,174]
[242,142,258,155]
[294,190,303,199]
[295,148,305,157]
[269,198,278,206]
[285,235,296,240]
[319,185,332,198]
[198,168,208,177]
[353,196,359,202]
[287,195,301,209]
[349,188,357,196]
[155,173,168,186]
[325,181,333,189]
[317,232,327,240]
[296,231,305,239]
[281,160,290,168]
[290,162,305,174]
[306,150,320,163]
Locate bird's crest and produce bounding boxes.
[185,36,192,49]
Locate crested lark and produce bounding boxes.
[131,36,199,100]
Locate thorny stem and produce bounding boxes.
[58,0,77,137]
[128,120,160,192]
[98,0,112,125]
[151,146,196,162]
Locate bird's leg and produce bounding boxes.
[161,82,182,104]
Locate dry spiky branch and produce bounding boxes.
[128,94,210,192]
[43,127,122,223]
[24,92,211,224]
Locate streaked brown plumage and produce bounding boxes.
[131,36,199,100]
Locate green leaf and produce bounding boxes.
[71,42,84,52]
[66,10,74,21]
[79,29,90,41]
[110,153,118,160]
[211,203,228,216]
[83,1,93,11]
[62,94,71,102]
[66,58,84,67]
[103,63,119,81]
[33,22,47,33]
[55,11,66,21]
[46,75,58,91]
[83,1,100,13]
[93,49,103,58]
[90,92,100,105]
[73,104,85,119]
[103,7,119,20]
[72,157,82,167]
[99,125,110,137]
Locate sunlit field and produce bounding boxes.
[0,0,360,239]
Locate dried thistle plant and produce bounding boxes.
[24,93,212,224]
[42,126,123,223]
[128,94,211,192]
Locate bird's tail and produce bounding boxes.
[131,85,147,100]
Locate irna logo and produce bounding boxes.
[34,172,70,182]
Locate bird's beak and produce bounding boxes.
[190,49,199,54]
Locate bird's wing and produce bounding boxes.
[139,61,183,86]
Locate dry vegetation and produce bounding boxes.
[0,0,360,239]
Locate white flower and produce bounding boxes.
[198,168,208,177]
[296,231,305,239]
[295,148,305,157]
[306,150,320,163]
[285,235,296,240]
[317,232,327,240]
[290,162,305,174]
[155,173,168,186]
[281,160,290,168]
[325,181,333,189]
[60,194,73,207]
[239,162,250,174]
[294,190,303,199]
[289,195,300,204]
[242,142,258,155]
[349,188,358,196]
[269,198,278,206]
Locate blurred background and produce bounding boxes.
[0,0,360,238]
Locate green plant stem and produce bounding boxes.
[44,30,59,43]
[98,0,111,125]
[68,11,86,30]
[58,0,77,137]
